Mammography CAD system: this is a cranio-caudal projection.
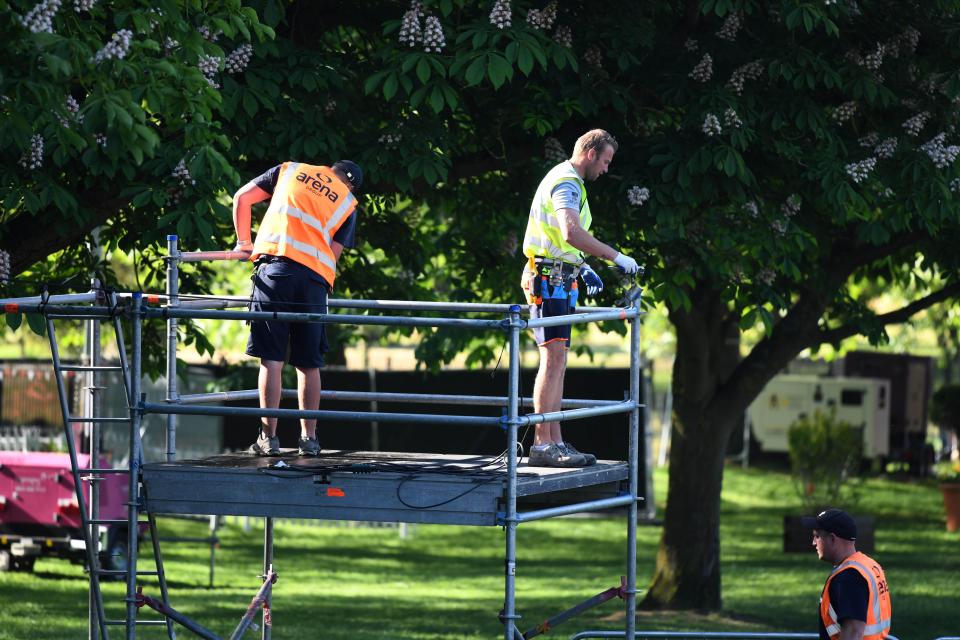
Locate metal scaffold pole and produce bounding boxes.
[626,309,642,638]
[165,236,180,462]
[126,293,143,640]
[503,305,522,640]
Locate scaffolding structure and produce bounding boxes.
[2,234,652,639]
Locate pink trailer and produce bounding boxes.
[0,450,130,572]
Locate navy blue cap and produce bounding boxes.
[801,508,857,541]
[332,160,363,190]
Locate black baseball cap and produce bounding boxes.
[801,508,857,541]
[332,160,363,190]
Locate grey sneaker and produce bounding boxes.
[250,432,280,456]
[528,443,587,468]
[560,442,596,466]
[298,437,321,457]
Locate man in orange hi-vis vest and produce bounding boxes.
[232,160,362,457]
[803,508,892,640]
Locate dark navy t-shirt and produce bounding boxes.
[819,568,869,639]
[253,164,357,249]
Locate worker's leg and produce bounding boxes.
[296,366,320,440]
[533,341,568,445]
[258,359,284,437]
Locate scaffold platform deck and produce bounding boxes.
[142,450,630,526]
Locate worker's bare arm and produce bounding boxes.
[232,183,272,249]
[556,208,618,260]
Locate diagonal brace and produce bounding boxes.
[521,577,627,639]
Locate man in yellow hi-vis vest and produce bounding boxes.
[232,160,362,457]
[804,508,892,640]
[520,129,640,467]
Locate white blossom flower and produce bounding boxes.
[723,108,743,129]
[164,37,179,54]
[197,54,221,88]
[832,101,857,124]
[552,25,572,48]
[874,137,898,159]
[172,159,196,186]
[20,0,61,34]
[859,132,879,148]
[94,29,133,63]
[845,157,877,183]
[757,268,776,285]
[771,219,788,236]
[544,137,566,164]
[920,133,960,169]
[684,38,699,52]
[325,99,337,115]
[726,60,764,96]
[73,0,95,11]
[627,186,650,206]
[54,95,83,128]
[743,201,759,218]
[0,249,10,286]
[902,111,930,136]
[716,13,742,42]
[950,177,960,193]
[527,1,557,30]
[422,15,445,53]
[489,0,511,29]
[197,25,221,42]
[583,45,604,69]
[399,2,422,47]
[379,132,403,147]
[689,53,713,82]
[95,133,107,148]
[19,134,44,170]
[781,194,801,217]
[702,113,722,136]
[224,44,253,74]
[862,43,885,70]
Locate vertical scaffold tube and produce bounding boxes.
[165,235,179,462]
[126,293,143,640]
[262,518,274,640]
[503,305,522,640]
[86,300,103,640]
[626,310,641,637]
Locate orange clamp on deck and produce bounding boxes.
[326,487,345,497]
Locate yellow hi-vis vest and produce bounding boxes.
[820,551,892,640]
[251,162,357,287]
[522,160,592,264]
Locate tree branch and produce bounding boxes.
[818,280,960,345]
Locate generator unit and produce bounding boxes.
[747,374,891,459]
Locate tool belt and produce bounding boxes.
[253,254,295,268]
[530,256,582,285]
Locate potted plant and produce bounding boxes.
[930,384,960,532]
[782,408,873,551]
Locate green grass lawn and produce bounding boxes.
[1,465,957,639]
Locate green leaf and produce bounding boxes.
[5,312,22,331]
[465,56,486,86]
[242,91,258,117]
[383,73,398,100]
[487,53,512,89]
[26,313,46,336]
[364,70,388,95]
[517,45,534,76]
[429,86,444,112]
[416,58,431,84]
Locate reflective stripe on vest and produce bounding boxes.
[251,162,356,286]
[522,161,591,263]
[820,552,891,640]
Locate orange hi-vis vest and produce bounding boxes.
[251,162,357,286]
[820,551,892,640]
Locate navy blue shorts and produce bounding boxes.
[521,266,578,347]
[246,257,330,368]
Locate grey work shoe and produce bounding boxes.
[298,437,321,457]
[528,443,587,468]
[250,432,280,456]
[560,442,596,466]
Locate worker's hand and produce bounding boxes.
[233,240,253,257]
[612,252,639,275]
[580,263,603,297]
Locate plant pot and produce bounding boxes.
[939,483,960,533]
[783,514,875,553]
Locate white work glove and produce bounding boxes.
[233,240,253,256]
[580,263,604,297]
[612,252,639,275]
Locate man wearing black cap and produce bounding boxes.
[232,159,363,457]
[803,508,892,640]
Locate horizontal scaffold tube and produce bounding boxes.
[505,494,637,524]
[142,402,503,427]
[518,401,637,426]
[0,291,99,307]
[175,388,625,409]
[141,306,508,330]
[526,307,638,328]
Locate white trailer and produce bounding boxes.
[747,374,891,459]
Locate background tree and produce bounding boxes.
[5,0,960,611]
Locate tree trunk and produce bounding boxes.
[642,290,743,610]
